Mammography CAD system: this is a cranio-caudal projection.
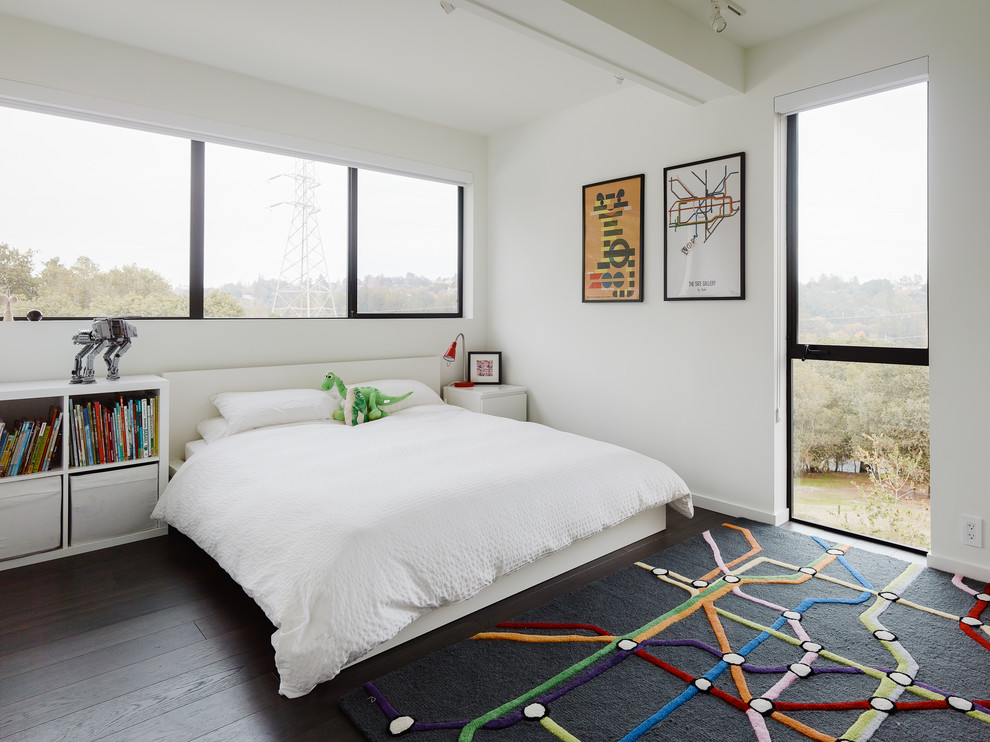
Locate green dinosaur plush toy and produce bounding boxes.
[321,372,413,426]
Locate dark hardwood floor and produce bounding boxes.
[0,507,729,741]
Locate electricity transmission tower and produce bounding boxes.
[271,159,338,317]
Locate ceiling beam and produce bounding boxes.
[453,0,745,105]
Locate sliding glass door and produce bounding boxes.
[787,81,930,550]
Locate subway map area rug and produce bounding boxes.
[340,521,990,742]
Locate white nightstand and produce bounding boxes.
[443,384,527,421]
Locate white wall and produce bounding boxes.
[487,0,990,580]
[0,14,487,385]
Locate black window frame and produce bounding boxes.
[2,104,464,320]
[345,167,464,319]
[785,104,929,553]
[191,141,463,320]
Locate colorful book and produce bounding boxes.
[27,422,48,474]
[75,403,87,467]
[84,405,94,466]
[137,399,145,458]
[10,420,32,475]
[91,402,102,464]
[126,400,134,459]
[118,397,128,461]
[114,402,123,462]
[0,429,16,475]
[41,411,62,471]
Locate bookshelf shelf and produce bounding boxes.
[0,375,169,570]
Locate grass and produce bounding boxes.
[793,471,931,551]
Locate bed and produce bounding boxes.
[154,357,692,698]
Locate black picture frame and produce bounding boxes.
[467,351,502,385]
[663,152,745,300]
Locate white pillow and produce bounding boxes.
[196,416,232,443]
[210,388,338,434]
[326,378,443,413]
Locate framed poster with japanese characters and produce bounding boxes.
[664,152,745,300]
[582,174,644,302]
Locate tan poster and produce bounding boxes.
[582,174,644,302]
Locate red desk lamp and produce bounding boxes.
[443,333,474,387]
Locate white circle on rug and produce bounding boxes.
[801,641,823,653]
[947,696,974,712]
[618,639,638,651]
[888,671,913,687]
[869,697,896,712]
[723,575,741,583]
[873,630,897,642]
[976,593,990,602]
[722,652,745,665]
[523,703,547,719]
[789,663,813,678]
[749,698,774,715]
[799,567,817,575]
[692,579,709,588]
[389,716,415,735]
[878,591,899,601]
[693,678,713,692]
[782,610,802,621]
[652,567,669,576]
[961,616,983,627]
[826,548,845,555]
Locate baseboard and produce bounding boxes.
[691,493,789,526]
[926,552,990,583]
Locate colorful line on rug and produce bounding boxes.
[358,524,990,742]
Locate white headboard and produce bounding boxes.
[163,356,442,462]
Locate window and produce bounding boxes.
[0,105,462,319]
[783,75,929,550]
[203,144,349,318]
[0,107,190,318]
[356,170,461,315]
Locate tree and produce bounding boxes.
[205,289,247,318]
[851,433,930,548]
[0,243,39,303]
[792,355,929,477]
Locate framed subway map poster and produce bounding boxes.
[582,174,644,303]
[664,152,745,300]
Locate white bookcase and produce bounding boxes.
[0,374,169,570]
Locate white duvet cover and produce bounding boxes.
[152,404,692,697]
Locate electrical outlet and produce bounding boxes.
[962,515,983,547]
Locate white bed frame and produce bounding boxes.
[162,357,667,666]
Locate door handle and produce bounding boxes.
[801,345,831,362]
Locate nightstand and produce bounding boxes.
[443,384,527,421]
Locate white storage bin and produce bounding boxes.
[69,463,158,546]
[0,476,62,561]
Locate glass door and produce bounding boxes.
[787,82,929,550]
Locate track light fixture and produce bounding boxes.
[439,1,455,14]
[710,0,727,33]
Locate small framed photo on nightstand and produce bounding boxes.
[467,351,502,385]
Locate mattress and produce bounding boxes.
[183,438,208,461]
[152,403,692,697]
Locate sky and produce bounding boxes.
[796,82,928,284]
[0,107,459,290]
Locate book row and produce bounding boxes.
[69,394,160,468]
[0,408,63,477]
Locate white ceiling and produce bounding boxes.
[0,0,881,135]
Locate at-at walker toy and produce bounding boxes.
[70,317,138,384]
